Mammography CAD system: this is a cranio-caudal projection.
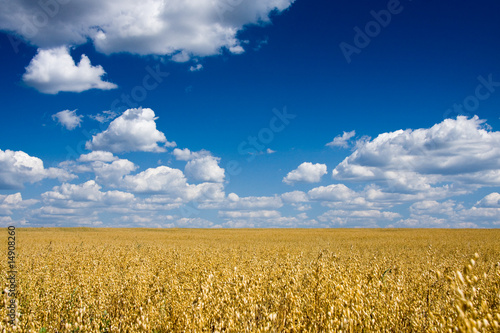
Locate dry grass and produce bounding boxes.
[1,228,500,332]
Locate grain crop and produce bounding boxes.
[1,228,499,332]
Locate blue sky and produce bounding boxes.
[1,0,500,228]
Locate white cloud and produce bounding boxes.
[389,216,452,228]
[185,156,225,183]
[123,166,187,194]
[389,196,500,228]
[52,109,83,130]
[0,193,37,215]
[78,151,118,163]
[1,1,294,58]
[172,51,191,63]
[409,200,458,216]
[281,190,308,203]
[184,182,225,202]
[198,195,282,210]
[121,165,225,203]
[308,184,356,201]
[0,149,75,189]
[218,210,281,219]
[318,209,400,227]
[332,116,500,196]
[476,192,500,208]
[86,107,175,153]
[173,148,210,161]
[176,217,215,228]
[61,152,137,186]
[292,204,311,211]
[42,180,134,207]
[172,148,225,183]
[326,130,355,148]
[219,211,316,228]
[227,193,239,202]
[91,159,138,186]
[283,162,327,185]
[189,64,203,72]
[89,110,118,123]
[22,47,117,94]
[0,216,14,227]
[281,191,311,211]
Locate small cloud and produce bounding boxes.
[283,162,327,185]
[189,64,203,72]
[248,148,276,156]
[78,151,118,163]
[185,156,225,183]
[172,51,190,63]
[229,45,245,54]
[23,47,117,94]
[476,193,500,208]
[172,148,210,161]
[52,109,83,130]
[266,148,276,154]
[326,130,356,148]
[85,107,174,153]
[228,193,240,202]
[89,110,118,123]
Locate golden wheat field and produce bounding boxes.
[1,228,500,332]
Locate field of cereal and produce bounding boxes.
[1,228,500,332]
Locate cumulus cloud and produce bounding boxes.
[0,149,74,189]
[409,200,458,216]
[198,195,282,210]
[185,156,225,183]
[283,162,327,185]
[61,152,136,183]
[318,209,400,227]
[52,109,83,130]
[389,195,500,228]
[121,165,225,203]
[189,64,203,72]
[42,180,135,207]
[388,216,453,228]
[173,148,210,161]
[218,210,281,219]
[476,192,500,208]
[86,107,175,153]
[280,191,311,210]
[172,148,225,183]
[0,1,294,58]
[219,211,314,228]
[22,47,117,94]
[332,116,500,196]
[78,151,118,163]
[32,180,136,226]
[0,193,37,215]
[123,166,187,194]
[176,217,216,228]
[281,191,308,203]
[308,184,356,201]
[326,130,356,148]
[91,159,138,186]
